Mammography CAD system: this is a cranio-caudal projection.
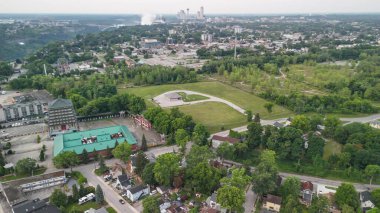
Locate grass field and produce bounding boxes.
[65,201,102,213]
[177,102,248,133]
[177,92,209,102]
[323,140,343,160]
[120,81,293,119]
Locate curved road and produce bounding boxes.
[153,90,247,114]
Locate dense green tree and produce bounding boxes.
[142,163,157,185]
[216,142,235,160]
[0,62,14,77]
[72,184,79,201]
[142,196,160,213]
[367,208,380,213]
[216,185,245,212]
[372,189,380,207]
[341,205,355,213]
[79,184,86,197]
[50,189,68,208]
[364,165,380,185]
[175,129,189,152]
[254,113,261,123]
[53,151,80,171]
[134,151,149,176]
[323,116,341,137]
[264,102,274,113]
[280,176,301,201]
[187,162,221,194]
[220,168,251,188]
[98,155,108,174]
[153,153,180,186]
[186,145,215,169]
[39,150,45,162]
[252,150,278,196]
[305,134,325,160]
[334,183,360,210]
[112,142,132,163]
[0,152,5,167]
[246,122,263,148]
[81,149,89,164]
[192,124,210,146]
[309,196,329,213]
[291,115,311,132]
[141,134,148,151]
[15,158,37,175]
[95,185,104,204]
[246,110,253,122]
[281,196,302,213]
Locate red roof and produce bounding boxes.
[211,135,240,144]
[302,181,313,191]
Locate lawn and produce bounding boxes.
[106,207,117,213]
[177,92,209,102]
[177,102,248,133]
[120,81,293,119]
[323,139,342,160]
[65,201,102,213]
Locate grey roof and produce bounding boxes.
[210,192,217,202]
[165,92,181,99]
[303,192,313,202]
[360,191,373,202]
[273,121,284,128]
[12,199,60,213]
[48,98,73,109]
[117,174,130,187]
[128,185,148,194]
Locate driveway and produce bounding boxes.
[67,145,180,213]
[153,90,246,114]
[244,184,257,213]
[68,159,139,213]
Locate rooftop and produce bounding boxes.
[263,194,282,205]
[211,135,240,144]
[53,125,137,157]
[128,184,148,194]
[48,98,73,110]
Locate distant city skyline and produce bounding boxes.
[0,0,380,15]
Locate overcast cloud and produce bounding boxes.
[0,0,379,14]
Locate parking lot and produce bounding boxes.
[79,117,162,147]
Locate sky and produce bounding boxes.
[0,0,380,15]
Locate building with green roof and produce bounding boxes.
[53,125,137,157]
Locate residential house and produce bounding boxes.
[360,191,376,212]
[262,194,282,212]
[206,192,226,213]
[211,135,240,148]
[273,121,284,128]
[301,181,314,205]
[84,207,108,213]
[126,185,150,202]
[12,198,60,213]
[116,174,132,191]
[369,121,380,129]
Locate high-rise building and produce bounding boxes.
[200,6,204,18]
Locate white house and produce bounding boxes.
[126,185,150,202]
[369,121,380,129]
[116,174,131,191]
[360,191,375,212]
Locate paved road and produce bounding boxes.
[244,184,257,213]
[222,160,380,192]
[153,90,247,114]
[341,113,380,124]
[68,159,139,213]
[67,145,179,213]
